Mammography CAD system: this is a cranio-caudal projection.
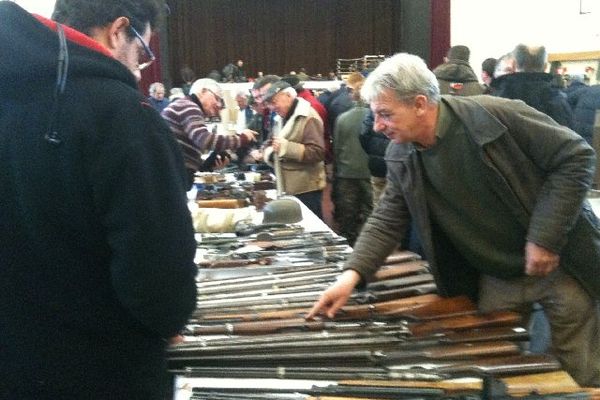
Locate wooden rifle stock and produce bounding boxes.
[341,370,573,395]
[373,260,430,280]
[381,295,476,319]
[193,294,476,323]
[196,198,246,208]
[408,310,523,337]
[382,251,422,264]
[381,340,521,362]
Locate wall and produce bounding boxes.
[451,0,600,79]
[12,0,55,17]
[15,0,600,81]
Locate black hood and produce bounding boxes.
[0,1,137,98]
[490,72,560,102]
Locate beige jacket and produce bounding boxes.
[264,98,326,195]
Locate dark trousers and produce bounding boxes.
[296,190,323,220]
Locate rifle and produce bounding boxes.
[195,294,474,323]
[190,384,445,399]
[186,310,521,336]
[181,365,448,381]
[194,280,440,311]
[196,273,434,305]
[196,261,429,296]
[197,257,274,269]
[385,353,562,377]
[173,326,529,360]
[197,263,341,283]
[197,262,344,283]
[175,325,528,351]
[177,340,520,369]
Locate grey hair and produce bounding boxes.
[148,82,165,94]
[189,78,222,97]
[512,44,547,73]
[361,53,440,105]
[280,87,297,99]
[235,89,250,98]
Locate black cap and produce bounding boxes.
[263,81,292,102]
[281,74,303,90]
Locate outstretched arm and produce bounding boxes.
[306,269,362,319]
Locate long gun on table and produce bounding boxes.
[189,283,438,317]
[191,294,474,331]
[195,274,435,304]
[187,303,518,336]
[171,327,529,363]
[190,384,445,399]
[179,353,558,382]
[196,260,429,295]
[170,340,521,367]
[175,326,528,351]
[193,293,474,322]
[194,281,437,311]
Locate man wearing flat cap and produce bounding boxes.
[262,81,326,218]
[433,44,484,96]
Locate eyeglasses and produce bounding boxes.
[207,89,225,108]
[130,25,155,71]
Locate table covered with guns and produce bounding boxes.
[170,183,600,400]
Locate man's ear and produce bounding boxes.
[414,95,429,115]
[88,16,129,51]
[106,16,130,50]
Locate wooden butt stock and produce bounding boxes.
[383,340,521,362]
[196,198,246,208]
[382,251,422,265]
[193,294,476,323]
[373,261,430,281]
[341,371,575,395]
[409,310,523,337]
[382,295,477,320]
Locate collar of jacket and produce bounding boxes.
[276,97,314,139]
[441,96,508,146]
[189,94,207,115]
[33,14,113,58]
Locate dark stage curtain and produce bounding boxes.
[429,0,450,70]
[165,0,404,86]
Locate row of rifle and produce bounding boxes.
[171,225,594,399]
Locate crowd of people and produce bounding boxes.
[2,0,600,398]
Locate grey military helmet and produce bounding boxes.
[262,197,303,224]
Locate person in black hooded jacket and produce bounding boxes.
[492,44,575,130]
[0,1,197,399]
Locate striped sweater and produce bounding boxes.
[161,97,250,172]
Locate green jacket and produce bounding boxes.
[348,95,600,300]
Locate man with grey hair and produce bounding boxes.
[161,78,256,185]
[309,53,600,387]
[262,81,326,218]
[492,44,574,129]
[147,81,170,113]
[513,44,547,72]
